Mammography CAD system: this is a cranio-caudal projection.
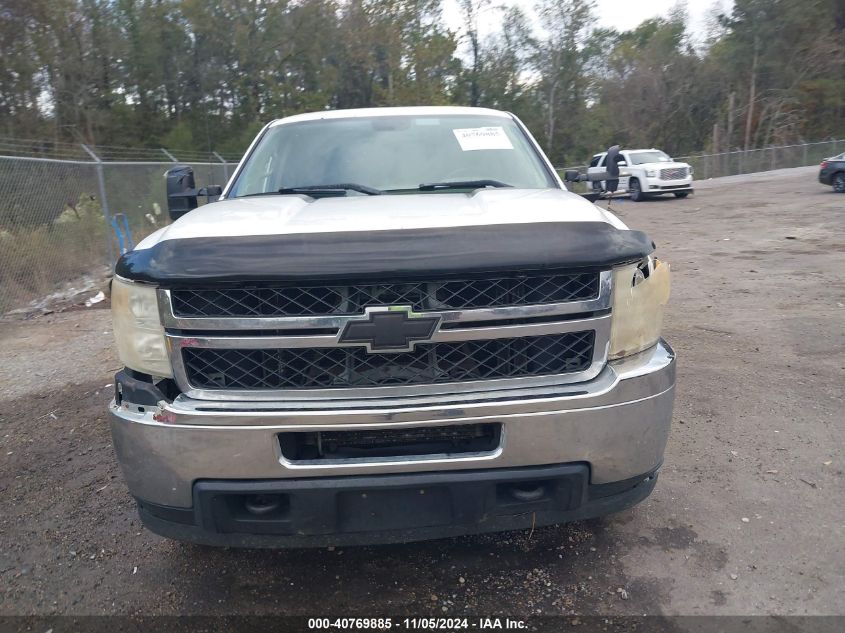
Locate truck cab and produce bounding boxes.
[588,148,694,201]
[108,107,675,547]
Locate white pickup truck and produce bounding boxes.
[109,107,675,547]
[588,148,693,201]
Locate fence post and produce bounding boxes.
[80,144,115,263]
[213,151,229,180]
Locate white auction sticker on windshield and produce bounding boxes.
[453,126,514,151]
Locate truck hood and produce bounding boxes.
[119,188,655,284]
[137,188,626,248]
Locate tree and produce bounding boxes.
[458,0,489,107]
[532,0,594,163]
[0,0,841,159]
[475,6,536,113]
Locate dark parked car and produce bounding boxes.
[819,153,845,193]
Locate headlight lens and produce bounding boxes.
[608,258,670,360]
[645,169,657,177]
[111,277,172,377]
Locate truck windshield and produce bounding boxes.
[227,114,557,197]
[628,151,672,165]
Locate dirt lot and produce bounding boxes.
[1,166,843,618]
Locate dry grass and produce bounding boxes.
[0,196,161,313]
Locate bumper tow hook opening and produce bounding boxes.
[509,482,547,502]
[244,495,283,516]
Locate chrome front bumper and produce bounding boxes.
[644,178,694,192]
[110,340,676,508]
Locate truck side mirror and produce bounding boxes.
[564,169,582,183]
[165,165,198,221]
[165,167,223,220]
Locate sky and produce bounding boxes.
[442,0,734,42]
[587,0,729,35]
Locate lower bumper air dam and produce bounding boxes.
[135,463,660,548]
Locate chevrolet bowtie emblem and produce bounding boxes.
[337,306,441,353]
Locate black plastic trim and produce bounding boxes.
[114,370,167,407]
[278,424,502,461]
[115,222,654,285]
[136,499,194,525]
[135,464,659,548]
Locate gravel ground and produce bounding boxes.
[1,167,843,618]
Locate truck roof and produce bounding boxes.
[269,106,513,127]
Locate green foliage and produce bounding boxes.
[1,0,843,165]
[160,122,197,154]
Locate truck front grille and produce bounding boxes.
[659,167,688,180]
[182,331,595,390]
[170,271,599,318]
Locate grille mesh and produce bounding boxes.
[170,272,599,318]
[182,331,595,390]
[660,167,688,180]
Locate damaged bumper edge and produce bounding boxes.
[110,340,675,524]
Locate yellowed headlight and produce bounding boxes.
[608,259,670,360]
[111,277,172,377]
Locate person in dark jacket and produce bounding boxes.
[604,145,624,193]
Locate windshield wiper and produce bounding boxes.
[278,183,383,196]
[418,179,512,191]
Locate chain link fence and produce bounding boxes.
[1,137,843,316]
[0,142,238,315]
[674,139,843,180]
[558,138,844,192]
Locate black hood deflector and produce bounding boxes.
[116,222,654,285]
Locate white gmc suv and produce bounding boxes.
[588,148,693,201]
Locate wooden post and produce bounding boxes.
[713,123,720,177]
[727,91,735,148]
[727,91,735,176]
[744,48,758,153]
